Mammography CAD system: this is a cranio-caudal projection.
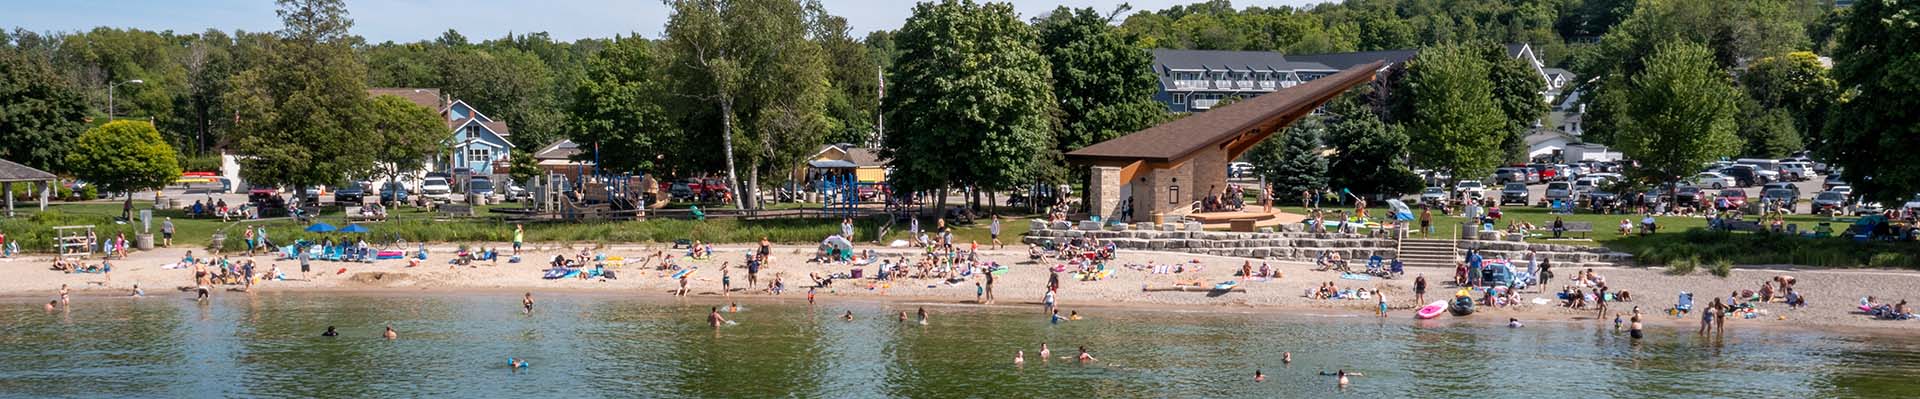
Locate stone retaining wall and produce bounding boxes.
[1021,219,1634,268]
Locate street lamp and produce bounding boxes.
[108,79,145,121]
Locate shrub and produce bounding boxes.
[1707,259,1733,278]
[1666,256,1698,275]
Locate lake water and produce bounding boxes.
[1,292,1916,398]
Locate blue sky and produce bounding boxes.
[4,0,1333,42]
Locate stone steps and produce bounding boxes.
[1397,238,1457,268]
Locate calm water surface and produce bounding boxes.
[1,292,1916,398]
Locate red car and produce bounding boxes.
[1717,189,1748,210]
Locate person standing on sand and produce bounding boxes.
[523,292,534,314]
[746,254,761,291]
[722,266,732,296]
[1414,275,1428,304]
[677,274,690,297]
[975,282,984,303]
[1699,298,1720,336]
[513,224,524,255]
[58,284,70,307]
[1377,290,1389,317]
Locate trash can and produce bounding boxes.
[136,233,154,250]
[210,233,226,253]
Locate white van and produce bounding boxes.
[1734,158,1781,183]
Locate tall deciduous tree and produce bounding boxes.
[365,95,449,185]
[1612,41,1740,191]
[565,36,675,175]
[1325,105,1422,197]
[1250,117,1327,199]
[663,0,831,209]
[1482,42,1548,163]
[1742,51,1836,151]
[1821,0,1920,204]
[1035,6,1170,159]
[884,0,1055,204]
[0,49,90,173]
[810,6,881,147]
[64,120,180,219]
[226,0,376,196]
[1396,43,1506,181]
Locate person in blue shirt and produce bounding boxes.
[1466,250,1484,286]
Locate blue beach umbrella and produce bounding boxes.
[340,224,370,234]
[305,222,338,233]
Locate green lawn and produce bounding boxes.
[0,200,1032,254]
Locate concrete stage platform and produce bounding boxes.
[1185,209,1306,231]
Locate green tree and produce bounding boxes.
[1612,41,1740,191]
[437,47,565,150]
[1036,6,1170,156]
[810,6,881,147]
[1741,51,1836,151]
[1482,42,1549,163]
[565,36,675,175]
[1821,0,1920,204]
[365,95,449,185]
[1396,43,1506,181]
[884,0,1056,205]
[662,0,832,209]
[1325,106,1423,197]
[0,49,91,173]
[1250,117,1327,199]
[225,0,376,197]
[64,120,180,219]
[1736,100,1802,158]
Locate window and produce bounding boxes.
[1173,94,1186,105]
[468,148,491,163]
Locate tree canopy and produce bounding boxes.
[1396,43,1506,181]
[1611,41,1741,184]
[883,0,1056,195]
[564,37,675,175]
[1250,117,1328,199]
[64,120,180,218]
[365,94,449,183]
[226,0,377,192]
[1821,0,1920,204]
[0,49,90,173]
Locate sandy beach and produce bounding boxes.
[5,242,1917,335]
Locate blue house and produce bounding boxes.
[367,88,514,177]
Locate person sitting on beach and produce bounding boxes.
[1784,288,1806,308]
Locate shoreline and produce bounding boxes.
[7,244,1918,337]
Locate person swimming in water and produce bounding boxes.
[1015,350,1025,365]
[1069,310,1082,320]
[729,302,740,313]
[917,307,929,325]
[1283,352,1292,364]
[1255,369,1265,382]
[131,284,144,297]
[842,310,855,321]
[322,326,339,337]
[898,311,908,322]
[1321,370,1363,386]
[1039,343,1051,361]
[1077,346,1096,362]
[1508,318,1523,328]
[44,300,56,312]
[1050,309,1066,325]
[509,358,529,369]
[383,326,398,340]
[523,293,534,314]
[710,307,728,328]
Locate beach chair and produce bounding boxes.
[1365,256,1385,275]
[1671,292,1694,316]
[1389,259,1404,277]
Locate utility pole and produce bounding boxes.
[873,68,885,148]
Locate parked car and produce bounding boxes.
[1824,174,1847,191]
[1494,167,1534,184]
[1779,162,1811,181]
[1854,200,1884,216]
[1688,172,1735,189]
[1572,177,1601,194]
[1718,165,1761,187]
[1674,186,1704,207]
[1830,185,1853,198]
[421,177,452,201]
[1499,182,1530,205]
[468,178,497,201]
[1228,162,1255,178]
[1812,191,1848,215]
[1543,181,1573,205]
[380,181,410,204]
[1761,188,1799,213]
[1419,187,1448,206]
[1762,182,1801,198]
[668,179,698,201]
[1454,180,1487,200]
[505,182,529,202]
[335,181,369,204]
[1718,189,1748,210]
[1585,190,1620,211]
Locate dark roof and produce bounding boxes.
[1149,49,1328,72]
[1287,49,1417,71]
[367,88,444,110]
[1543,67,1575,79]
[1507,43,1529,59]
[1068,61,1385,164]
[481,120,512,137]
[845,148,885,167]
[0,158,57,182]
